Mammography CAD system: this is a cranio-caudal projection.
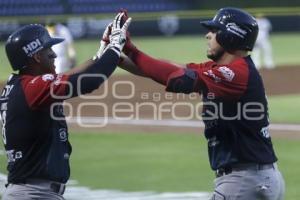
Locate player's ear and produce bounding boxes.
[32,52,42,64]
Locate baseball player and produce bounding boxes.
[0,12,131,200]
[252,14,275,69]
[117,8,285,200]
[46,21,77,73]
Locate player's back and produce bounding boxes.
[0,74,71,183]
[188,56,277,170]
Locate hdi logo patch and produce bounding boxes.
[22,39,43,57]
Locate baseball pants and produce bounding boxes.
[2,179,65,200]
[210,163,285,200]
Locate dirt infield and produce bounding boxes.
[1,65,300,137]
[259,66,300,95]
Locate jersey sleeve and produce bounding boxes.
[21,74,70,110]
[186,59,249,99]
[165,68,201,94]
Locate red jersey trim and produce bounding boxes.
[21,74,70,110]
[186,57,249,99]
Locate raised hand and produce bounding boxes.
[93,22,112,60]
[108,12,132,56]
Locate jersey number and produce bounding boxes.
[0,111,7,145]
[0,84,13,145]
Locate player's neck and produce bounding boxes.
[19,64,47,76]
[216,51,248,65]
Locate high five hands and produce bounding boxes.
[94,11,131,59]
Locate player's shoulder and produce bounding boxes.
[186,61,215,70]
[215,57,249,82]
[216,56,249,73]
[20,73,69,89]
[21,73,55,83]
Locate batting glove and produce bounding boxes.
[93,22,112,60]
[107,12,132,57]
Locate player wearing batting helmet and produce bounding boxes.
[0,12,131,200]
[117,8,285,200]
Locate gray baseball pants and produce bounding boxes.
[210,163,285,200]
[2,179,65,200]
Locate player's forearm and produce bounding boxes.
[127,48,181,85]
[67,49,119,97]
[118,54,146,77]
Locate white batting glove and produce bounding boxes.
[107,12,132,56]
[93,22,112,60]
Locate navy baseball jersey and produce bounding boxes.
[0,48,119,184]
[0,73,71,183]
[167,56,277,170]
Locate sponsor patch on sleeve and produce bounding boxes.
[217,66,235,82]
[42,74,55,82]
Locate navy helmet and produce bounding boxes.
[201,7,258,51]
[5,24,64,71]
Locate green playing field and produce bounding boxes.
[1,132,298,199]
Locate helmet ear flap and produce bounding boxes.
[5,36,29,71]
[216,29,245,51]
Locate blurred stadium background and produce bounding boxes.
[0,0,300,199]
